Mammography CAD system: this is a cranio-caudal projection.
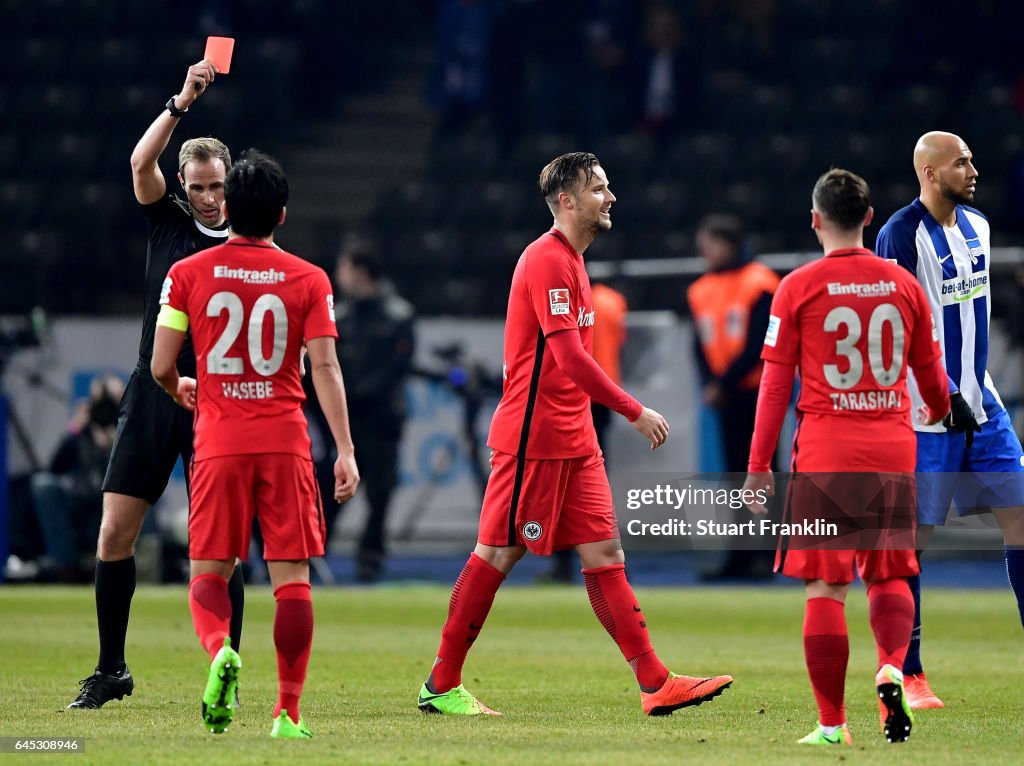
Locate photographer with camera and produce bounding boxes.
[30,376,123,583]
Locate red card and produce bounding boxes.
[204,36,234,74]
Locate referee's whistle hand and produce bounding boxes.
[631,407,669,450]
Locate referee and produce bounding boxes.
[68,60,245,708]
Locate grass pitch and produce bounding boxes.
[0,583,1021,765]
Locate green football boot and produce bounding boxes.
[417,682,501,716]
[797,723,852,745]
[270,710,313,739]
[202,638,241,734]
[876,664,914,743]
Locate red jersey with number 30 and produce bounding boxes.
[161,239,338,459]
[488,229,599,459]
[763,247,941,470]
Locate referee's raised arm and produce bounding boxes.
[130,60,217,204]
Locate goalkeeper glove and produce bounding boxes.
[943,391,982,449]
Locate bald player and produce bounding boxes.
[876,132,1024,709]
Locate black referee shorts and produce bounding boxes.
[101,370,194,506]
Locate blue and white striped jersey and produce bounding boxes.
[876,198,1002,432]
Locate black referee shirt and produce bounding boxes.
[136,192,228,378]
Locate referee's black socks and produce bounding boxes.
[94,558,244,675]
[95,557,136,675]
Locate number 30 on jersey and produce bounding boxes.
[823,303,903,390]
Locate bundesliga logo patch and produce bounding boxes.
[764,315,781,347]
[549,288,570,316]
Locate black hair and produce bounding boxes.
[225,149,289,238]
[812,168,872,231]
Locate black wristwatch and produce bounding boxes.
[165,96,188,118]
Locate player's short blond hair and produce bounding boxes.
[178,137,231,174]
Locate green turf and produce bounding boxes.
[0,584,1021,765]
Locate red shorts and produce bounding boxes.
[189,453,325,561]
[776,471,919,584]
[777,548,919,584]
[478,450,617,555]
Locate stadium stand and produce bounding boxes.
[2,0,1024,316]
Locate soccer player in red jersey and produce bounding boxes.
[151,150,359,738]
[417,152,733,717]
[69,60,241,711]
[742,169,950,745]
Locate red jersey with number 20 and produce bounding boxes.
[161,239,338,460]
[762,247,941,471]
[488,228,599,459]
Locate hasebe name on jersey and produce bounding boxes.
[222,380,275,400]
[829,389,902,411]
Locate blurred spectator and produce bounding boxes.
[310,239,416,582]
[430,0,497,137]
[589,281,629,455]
[629,2,702,140]
[735,0,779,75]
[29,376,123,583]
[1,311,49,578]
[4,448,44,583]
[72,374,125,432]
[487,0,534,151]
[3,478,43,581]
[687,214,778,580]
[544,280,628,583]
[577,3,634,144]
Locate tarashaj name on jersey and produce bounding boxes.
[829,390,901,411]
[222,380,275,400]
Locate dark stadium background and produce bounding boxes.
[3,0,1024,584]
[3,0,1024,318]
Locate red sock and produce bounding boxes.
[803,597,848,726]
[867,578,914,670]
[582,563,669,691]
[273,581,313,724]
[429,553,505,693]
[189,573,231,660]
